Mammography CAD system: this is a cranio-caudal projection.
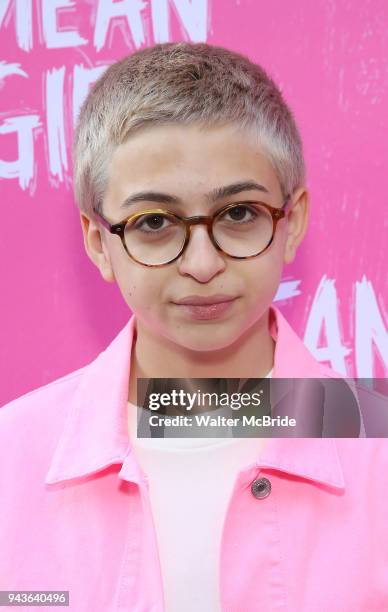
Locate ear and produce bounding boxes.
[79,212,116,283]
[283,187,310,264]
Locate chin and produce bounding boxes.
[172,326,240,353]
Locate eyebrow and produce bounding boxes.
[119,180,270,210]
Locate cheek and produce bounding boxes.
[120,273,152,309]
[115,264,168,316]
[242,252,284,304]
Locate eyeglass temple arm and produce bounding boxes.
[281,195,294,214]
[92,208,123,234]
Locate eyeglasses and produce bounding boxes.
[92,197,293,267]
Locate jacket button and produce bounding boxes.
[251,477,271,499]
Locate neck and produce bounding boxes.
[128,310,275,402]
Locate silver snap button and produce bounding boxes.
[251,477,271,499]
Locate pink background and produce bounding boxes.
[1,0,387,407]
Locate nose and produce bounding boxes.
[176,224,226,282]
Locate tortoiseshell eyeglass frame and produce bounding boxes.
[92,196,294,268]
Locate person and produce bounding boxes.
[0,42,387,612]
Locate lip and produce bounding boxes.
[173,294,238,306]
[172,295,239,321]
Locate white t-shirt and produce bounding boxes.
[127,369,273,612]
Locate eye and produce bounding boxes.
[133,213,172,233]
[221,204,258,223]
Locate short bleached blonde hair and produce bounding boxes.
[72,42,306,216]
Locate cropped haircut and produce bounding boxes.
[72,42,306,217]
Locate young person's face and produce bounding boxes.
[81,123,309,352]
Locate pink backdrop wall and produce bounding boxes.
[1,0,387,407]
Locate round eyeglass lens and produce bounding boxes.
[213,204,273,257]
[124,211,186,265]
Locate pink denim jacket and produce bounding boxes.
[1,305,387,611]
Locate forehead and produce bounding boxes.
[104,123,283,209]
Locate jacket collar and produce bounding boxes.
[45,305,344,491]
